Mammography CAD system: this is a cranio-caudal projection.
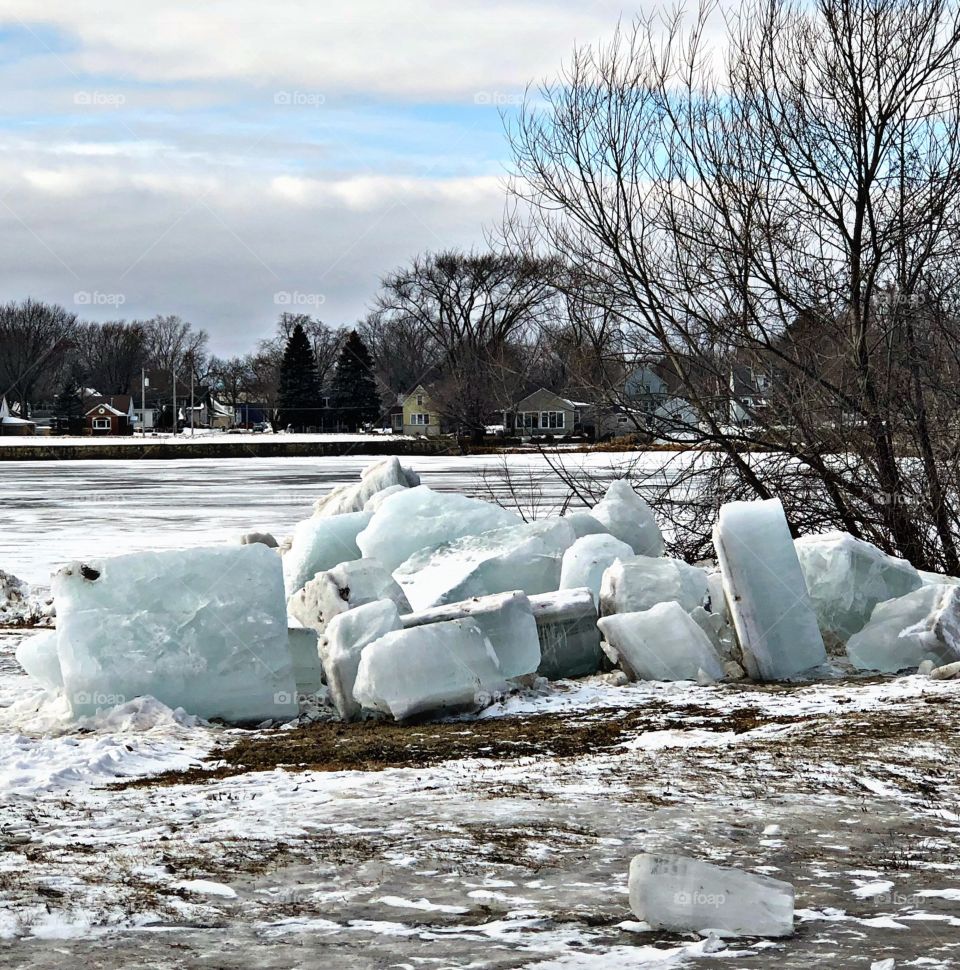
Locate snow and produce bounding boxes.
[281,509,371,595]
[52,545,298,723]
[320,599,402,721]
[358,485,521,573]
[795,531,921,646]
[353,618,509,720]
[559,534,634,607]
[598,602,725,682]
[846,584,960,672]
[713,499,827,680]
[628,853,794,937]
[394,517,575,610]
[400,590,541,681]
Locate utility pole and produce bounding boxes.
[190,360,195,438]
[141,368,146,436]
[172,369,177,437]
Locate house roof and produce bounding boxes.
[515,387,592,411]
[84,394,134,416]
[85,403,125,417]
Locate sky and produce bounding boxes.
[0,1,635,356]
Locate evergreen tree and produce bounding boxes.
[277,323,321,430]
[53,367,85,435]
[331,330,381,431]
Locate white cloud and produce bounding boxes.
[5,0,630,99]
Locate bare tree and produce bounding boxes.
[142,315,209,376]
[507,0,960,571]
[0,299,77,413]
[369,250,563,437]
[74,320,148,394]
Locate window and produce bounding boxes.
[93,417,110,430]
[410,413,430,425]
[521,410,565,431]
[416,394,424,406]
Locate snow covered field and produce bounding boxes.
[3,454,960,967]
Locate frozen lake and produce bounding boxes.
[0,452,676,586]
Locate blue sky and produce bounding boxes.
[0,3,630,354]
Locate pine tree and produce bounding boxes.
[277,323,321,430]
[53,367,85,435]
[331,330,381,431]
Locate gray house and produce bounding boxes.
[502,388,587,436]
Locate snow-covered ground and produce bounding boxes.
[0,453,677,587]
[3,628,960,967]
[0,431,412,447]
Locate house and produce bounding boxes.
[0,396,36,436]
[728,365,771,426]
[401,384,445,437]
[84,394,135,436]
[502,388,587,437]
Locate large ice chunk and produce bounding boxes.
[321,599,402,721]
[395,519,575,610]
[528,588,604,679]
[16,630,63,691]
[597,601,725,681]
[53,545,298,722]
[560,534,635,607]
[599,555,710,617]
[795,531,921,646]
[562,510,609,540]
[282,510,372,595]
[288,558,410,632]
[846,584,960,672]
[629,853,794,937]
[357,486,520,572]
[400,590,540,680]
[713,499,827,680]
[589,480,664,557]
[313,457,420,517]
[353,618,508,720]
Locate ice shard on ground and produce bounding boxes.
[795,531,921,646]
[589,480,664,557]
[282,510,372,595]
[312,457,420,517]
[629,853,794,937]
[394,519,575,610]
[846,584,960,672]
[713,499,826,680]
[400,590,540,680]
[599,555,710,617]
[562,510,609,540]
[597,601,725,681]
[352,618,508,720]
[53,544,298,722]
[321,599,402,721]
[357,486,520,572]
[288,558,410,632]
[559,534,634,607]
[528,588,604,680]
